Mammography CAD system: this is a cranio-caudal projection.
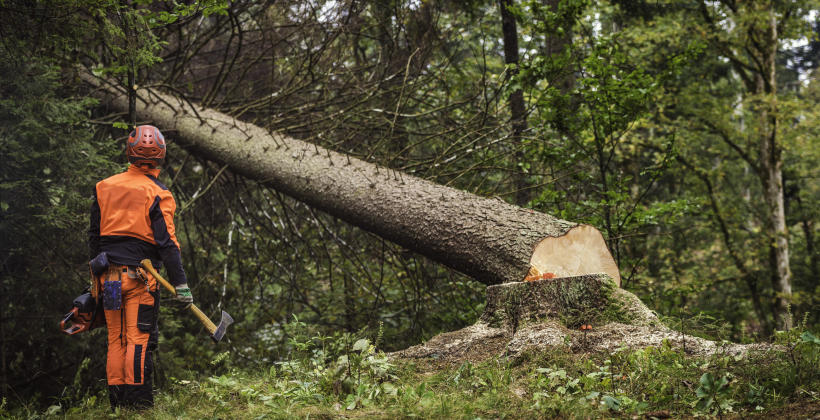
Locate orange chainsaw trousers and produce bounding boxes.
[101,265,159,409]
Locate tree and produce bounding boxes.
[498,0,530,206]
[513,0,691,290]
[680,0,817,330]
[83,71,622,287]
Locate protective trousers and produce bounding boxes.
[101,265,159,409]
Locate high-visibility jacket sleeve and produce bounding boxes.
[89,189,101,260]
[148,193,188,287]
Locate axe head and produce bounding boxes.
[210,310,234,343]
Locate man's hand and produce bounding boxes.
[174,283,194,305]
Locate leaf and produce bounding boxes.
[699,372,714,390]
[549,369,568,380]
[602,395,621,411]
[112,121,129,129]
[419,396,435,408]
[715,375,730,390]
[696,396,714,411]
[800,331,820,345]
[345,394,358,410]
[382,382,398,396]
[352,338,370,352]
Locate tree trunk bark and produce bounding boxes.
[498,0,530,207]
[757,10,792,330]
[82,72,620,287]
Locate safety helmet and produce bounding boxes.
[127,125,166,167]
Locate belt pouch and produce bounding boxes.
[103,273,122,311]
[89,252,109,276]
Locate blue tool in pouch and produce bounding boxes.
[103,273,122,311]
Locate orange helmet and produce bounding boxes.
[127,125,166,167]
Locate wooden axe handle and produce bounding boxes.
[189,303,217,333]
[140,259,177,295]
[139,259,217,335]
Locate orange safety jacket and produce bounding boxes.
[89,164,187,287]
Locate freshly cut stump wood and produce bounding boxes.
[82,73,620,286]
[393,274,771,364]
[529,225,619,283]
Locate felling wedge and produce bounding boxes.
[140,259,234,343]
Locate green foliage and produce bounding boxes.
[634,0,820,332]
[0,48,118,401]
[695,372,734,415]
[6,328,818,418]
[90,0,229,78]
[525,333,819,417]
[269,316,399,410]
[510,0,818,337]
[511,0,707,300]
[1,0,818,412]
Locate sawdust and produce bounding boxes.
[391,322,509,368]
[391,274,774,367]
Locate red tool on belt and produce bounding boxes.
[60,289,105,335]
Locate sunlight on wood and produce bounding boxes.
[528,224,621,286]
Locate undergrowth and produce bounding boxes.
[3,317,818,419]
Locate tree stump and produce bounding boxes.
[393,274,771,364]
[480,273,659,333]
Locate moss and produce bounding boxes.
[597,289,637,324]
[503,286,523,332]
[482,274,616,331]
[481,274,657,332]
[598,297,631,324]
[485,285,522,329]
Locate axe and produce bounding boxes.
[140,259,234,343]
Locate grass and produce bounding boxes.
[3,324,818,419]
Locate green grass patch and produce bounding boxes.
[4,321,818,419]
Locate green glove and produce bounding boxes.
[174,283,194,304]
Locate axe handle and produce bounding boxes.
[140,259,217,335]
[140,259,177,295]
[189,303,217,334]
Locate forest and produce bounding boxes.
[0,0,818,418]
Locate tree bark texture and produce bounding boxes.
[498,0,530,207]
[82,73,620,286]
[700,1,793,330]
[756,9,792,330]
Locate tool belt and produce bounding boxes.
[102,265,154,307]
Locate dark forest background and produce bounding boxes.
[0,0,817,405]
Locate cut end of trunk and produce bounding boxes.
[528,224,621,287]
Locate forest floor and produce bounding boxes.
[5,276,819,419]
[5,331,818,419]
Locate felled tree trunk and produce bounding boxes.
[82,73,620,286]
